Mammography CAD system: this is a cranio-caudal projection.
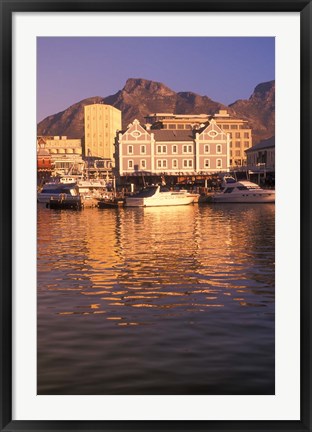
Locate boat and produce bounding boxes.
[37,182,79,203]
[98,197,124,209]
[48,194,83,210]
[210,177,275,203]
[124,185,196,207]
[59,175,106,198]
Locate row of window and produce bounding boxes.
[126,144,224,155]
[227,132,250,139]
[220,125,250,133]
[86,123,109,128]
[126,158,223,170]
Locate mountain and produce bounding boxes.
[229,80,275,144]
[37,78,275,145]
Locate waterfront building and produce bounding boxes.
[37,148,51,172]
[245,136,275,172]
[37,135,84,176]
[116,119,229,178]
[84,103,122,163]
[213,110,252,168]
[144,110,252,168]
[37,135,82,156]
[144,113,210,131]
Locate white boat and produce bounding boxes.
[37,182,79,203]
[59,175,106,196]
[125,185,196,207]
[211,177,275,203]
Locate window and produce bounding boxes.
[204,144,210,153]
[235,150,241,156]
[244,132,249,139]
[183,145,192,153]
[222,124,229,129]
[183,159,193,168]
[177,124,184,130]
[235,132,240,138]
[244,141,249,148]
[128,145,133,155]
[157,145,167,154]
[141,145,146,154]
[172,159,178,168]
[231,125,238,129]
[235,141,240,148]
[216,144,222,154]
[224,187,234,193]
[157,159,167,168]
[141,160,146,169]
[128,160,133,169]
[204,159,210,168]
[169,124,176,130]
[172,145,177,153]
[217,159,222,168]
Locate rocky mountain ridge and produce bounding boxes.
[37,78,275,145]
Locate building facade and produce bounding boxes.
[37,135,84,175]
[245,136,275,172]
[144,113,210,130]
[116,119,229,177]
[37,135,82,156]
[213,110,252,168]
[37,148,52,172]
[144,110,252,168]
[84,103,122,162]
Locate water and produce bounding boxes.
[37,203,275,395]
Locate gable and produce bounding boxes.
[120,119,151,142]
[198,119,227,141]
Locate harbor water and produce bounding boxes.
[37,203,275,395]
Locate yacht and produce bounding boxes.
[125,185,196,207]
[211,177,275,203]
[37,182,79,203]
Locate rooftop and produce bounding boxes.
[245,136,275,153]
[152,129,194,142]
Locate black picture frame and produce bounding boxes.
[1,1,311,431]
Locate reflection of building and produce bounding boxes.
[116,119,229,177]
[144,110,252,168]
[37,135,82,156]
[84,103,122,162]
[245,136,275,172]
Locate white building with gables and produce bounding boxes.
[116,119,230,177]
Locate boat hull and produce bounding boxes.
[125,195,194,207]
[211,191,275,203]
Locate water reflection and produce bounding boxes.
[38,204,275,395]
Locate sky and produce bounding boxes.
[37,37,275,123]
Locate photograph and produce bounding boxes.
[37,36,276,396]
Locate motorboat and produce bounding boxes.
[124,185,196,207]
[37,182,79,203]
[59,175,106,198]
[211,177,275,203]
